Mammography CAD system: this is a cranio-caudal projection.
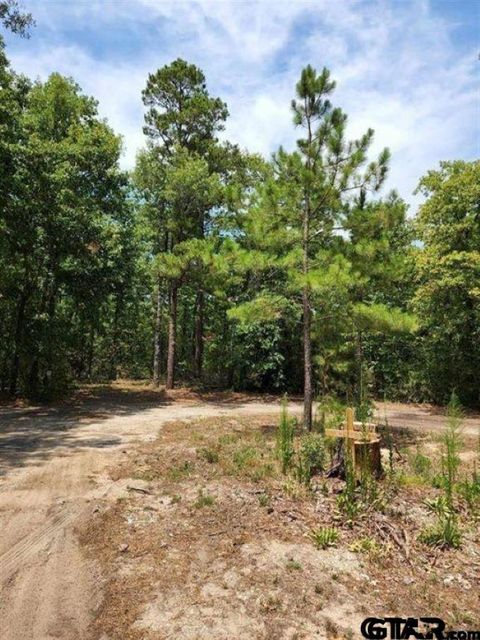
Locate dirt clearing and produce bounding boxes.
[0,383,479,639]
[81,414,480,639]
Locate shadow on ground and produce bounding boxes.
[0,385,172,476]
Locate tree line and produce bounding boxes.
[1,25,478,413]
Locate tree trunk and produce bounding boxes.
[166,281,178,390]
[9,290,28,396]
[110,289,123,381]
[152,280,162,387]
[303,286,313,431]
[302,96,314,431]
[87,325,95,381]
[194,289,204,379]
[355,330,363,406]
[302,208,313,431]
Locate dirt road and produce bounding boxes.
[0,386,478,640]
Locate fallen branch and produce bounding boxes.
[126,485,152,495]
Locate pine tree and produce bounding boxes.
[231,65,390,428]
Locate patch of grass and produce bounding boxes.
[194,489,215,509]
[286,558,303,571]
[168,460,194,481]
[458,468,480,518]
[396,471,430,488]
[419,517,461,549]
[310,526,339,550]
[349,536,386,561]
[258,492,270,507]
[198,446,219,464]
[408,446,432,481]
[233,445,258,469]
[217,433,239,446]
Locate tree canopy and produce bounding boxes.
[0,37,477,411]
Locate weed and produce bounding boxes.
[217,433,238,446]
[337,447,359,522]
[233,445,258,469]
[397,471,430,488]
[261,594,282,612]
[349,536,386,561]
[316,396,345,434]
[258,492,270,507]
[170,494,182,504]
[276,396,296,474]
[295,433,326,485]
[310,526,339,549]
[286,558,303,571]
[419,516,461,549]
[409,446,432,481]
[168,460,193,480]
[194,489,215,509]
[198,447,219,464]
[443,392,463,508]
[419,393,464,549]
[250,463,275,482]
[424,495,453,519]
[458,467,480,517]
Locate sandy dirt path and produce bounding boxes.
[0,388,478,640]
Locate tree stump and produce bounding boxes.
[326,408,383,480]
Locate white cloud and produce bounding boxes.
[5,0,478,213]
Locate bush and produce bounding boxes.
[276,397,296,474]
[295,433,325,485]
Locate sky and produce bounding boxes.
[3,0,479,213]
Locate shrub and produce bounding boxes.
[442,392,463,507]
[276,397,296,474]
[295,433,326,485]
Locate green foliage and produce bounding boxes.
[419,517,461,549]
[337,448,359,522]
[414,161,480,406]
[310,526,339,549]
[349,536,383,559]
[0,1,34,36]
[408,446,433,482]
[198,447,219,464]
[276,398,296,474]
[419,394,465,549]
[458,468,480,518]
[442,392,463,507]
[295,433,326,485]
[0,38,477,414]
[194,489,215,509]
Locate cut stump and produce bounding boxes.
[326,408,383,480]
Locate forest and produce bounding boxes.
[0,7,479,415]
[1,3,480,638]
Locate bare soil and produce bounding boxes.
[0,381,479,640]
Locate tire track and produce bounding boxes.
[0,508,78,579]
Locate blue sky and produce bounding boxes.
[3,0,479,212]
